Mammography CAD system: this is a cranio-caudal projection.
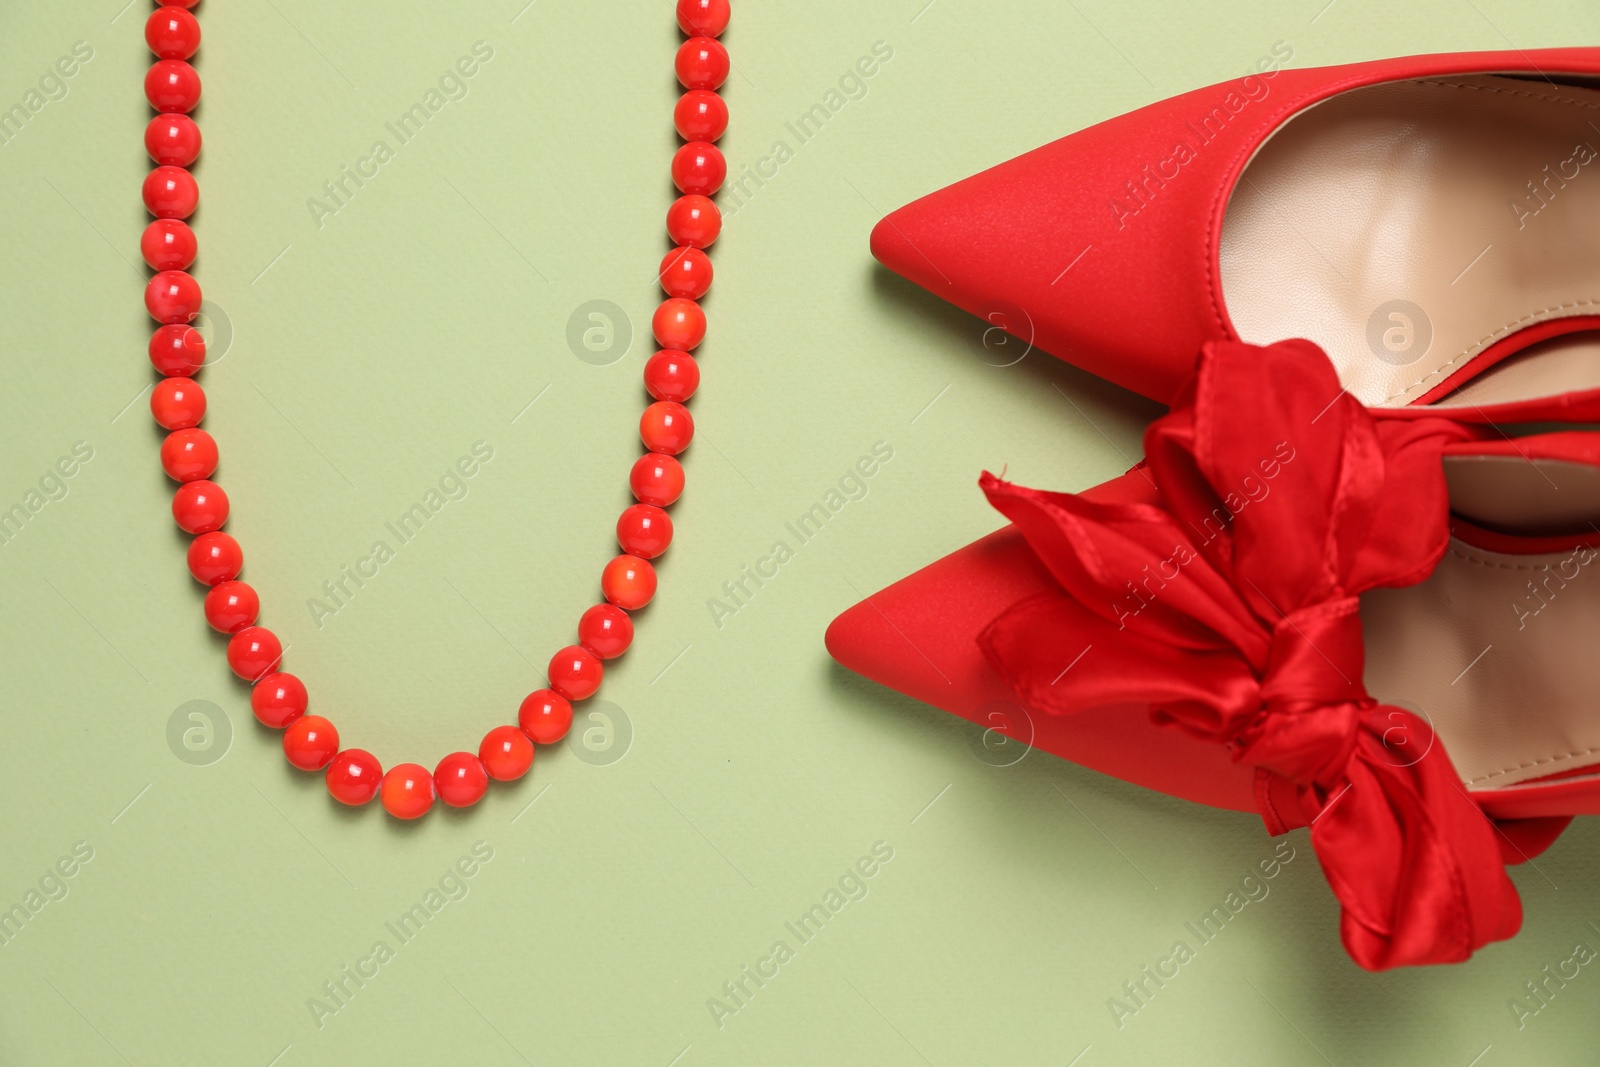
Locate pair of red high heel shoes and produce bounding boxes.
[826,48,1600,970]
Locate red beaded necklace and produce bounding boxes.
[141,0,731,819]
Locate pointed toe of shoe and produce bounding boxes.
[864,94,1248,403]
[867,213,920,287]
[826,524,1257,813]
[823,597,885,687]
[826,528,1031,713]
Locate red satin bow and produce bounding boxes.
[979,339,1522,970]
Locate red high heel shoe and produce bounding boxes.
[828,339,1600,969]
[871,48,1600,413]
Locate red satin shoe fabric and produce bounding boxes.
[869,48,1600,406]
[829,338,1600,969]
[985,340,1526,969]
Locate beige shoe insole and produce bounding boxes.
[1362,455,1600,791]
[1220,74,1600,408]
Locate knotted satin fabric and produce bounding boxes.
[979,339,1521,970]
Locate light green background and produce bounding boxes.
[2,0,1598,1063]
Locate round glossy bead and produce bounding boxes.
[480,725,535,781]
[617,503,673,559]
[204,580,258,633]
[644,350,699,403]
[141,219,197,271]
[602,555,658,611]
[667,195,721,249]
[676,37,729,90]
[326,750,382,806]
[381,764,435,819]
[186,531,242,585]
[150,323,206,376]
[434,752,489,808]
[660,246,713,300]
[146,60,201,114]
[518,689,574,744]
[145,113,201,166]
[674,89,728,142]
[677,0,731,37]
[579,603,634,659]
[653,298,706,351]
[160,427,217,481]
[172,478,228,533]
[672,141,726,196]
[151,376,206,429]
[640,400,694,455]
[227,625,282,681]
[630,453,685,507]
[146,7,200,60]
[252,672,308,729]
[284,715,340,771]
[548,644,603,701]
[160,0,201,8]
[144,166,198,219]
[146,270,202,324]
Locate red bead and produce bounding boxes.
[159,0,201,8]
[326,750,382,806]
[145,113,202,166]
[660,246,713,300]
[653,298,706,351]
[677,0,731,37]
[252,672,307,729]
[146,60,201,113]
[146,270,202,324]
[630,453,685,507]
[518,689,574,744]
[172,478,228,533]
[640,400,694,455]
[150,324,206,376]
[381,764,435,819]
[602,555,658,611]
[434,752,489,808]
[204,580,258,633]
[141,219,197,271]
[479,725,535,782]
[548,644,603,701]
[667,194,721,249]
[676,37,729,90]
[617,503,673,559]
[579,603,634,659]
[228,626,282,681]
[644,350,699,403]
[674,89,728,142]
[146,7,200,60]
[143,165,198,220]
[672,141,726,196]
[151,376,206,429]
[186,531,242,585]
[160,427,217,481]
[284,715,340,771]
